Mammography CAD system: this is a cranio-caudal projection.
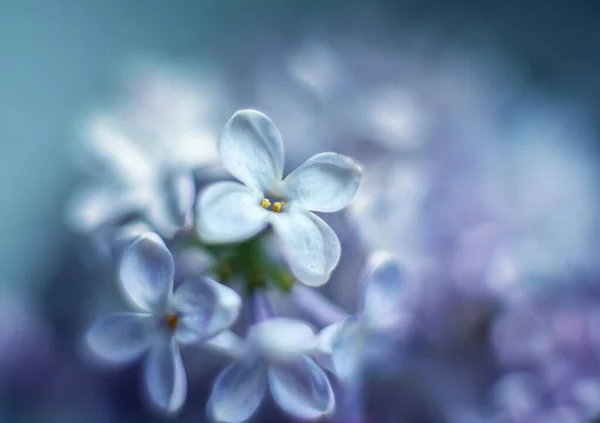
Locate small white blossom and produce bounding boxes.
[86,232,241,414]
[196,109,363,286]
[207,317,335,423]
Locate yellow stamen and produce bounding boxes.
[261,198,271,209]
[272,201,284,213]
[166,313,179,331]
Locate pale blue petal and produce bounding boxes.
[86,312,155,364]
[171,277,241,344]
[204,331,247,359]
[66,185,145,232]
[361,253,407,330]
[219,109,284,192]
[144,338,187,414]
[207,358,268,423]
[196,181,269,244]
[332,315,363,384]
[119,232,174,312]
[270,207,340,286]
[279,152,363,212]
[81,113,154,183]
[146,171,196,237]
[313,322,344,372]
[269,357,335,419]
[247,318,317,362]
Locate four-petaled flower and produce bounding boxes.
[86,232,241,414]
[320,253,412,383]
[207,317,335,423]
[196,109,363,286]
[67,65,221,237]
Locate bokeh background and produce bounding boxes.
[2,1,600,422]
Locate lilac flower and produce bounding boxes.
[196,109,363,286]
[206,317,335,423]
[86,232,241,414]
[67,61,224,237]
[314,253,412,383]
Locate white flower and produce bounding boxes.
[207,317,335,423]
[67,63,222,237]
[196,109,363,286]
[86,232,241,414]
[319,253,411,383]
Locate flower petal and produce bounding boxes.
[332,315,363,384]
[313,322,344,372]
[65,185,145,232]
[196,181,269,244]
[119,232,175,312]
[171,277,241,344]
[279,152,362,212]
[361,252,409,330]
[269,356,335,420]
[146,171,195,238]
[86,312,155,364]
[207,358,268,423]
[80,114,154,184]
[205,331,247,359]
[317,322,343,356]
[270,208,341,286]
[247,318,317,362]
[144,338,187,414]
[219,109,284,192]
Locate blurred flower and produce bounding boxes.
[207,317,335,423]
[315,253,413,383]
[196,109,363,286]
[67,60,226,237]
[86,232,241,414]
[483,285,600,423]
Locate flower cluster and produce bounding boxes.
[78,106,409,422]
[62,34,600,423]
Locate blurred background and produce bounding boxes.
[1,1,600,422]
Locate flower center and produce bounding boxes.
[261,198,285,213]
[165,313,179,331]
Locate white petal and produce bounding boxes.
[86,312,155,364]
[279,152,362,212]
[146,171,195,238]
[361,253,408,330]
[219,109,284,192]
[204,331,247,359]
[313,322,344,372]
[270,208,341,286]
[332,316,363,384]
[65,185,145,232]
[207,358,268,423]
[171,277,241,344]
[317,322,343,356]
[113,220,154,254]
[80,114,154,184]
[269,357,335,419]
[144,338,187,414]
[247,318,317,362]
[119,232,175,312]
[196,181,269,243]
[169,127,220,170]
